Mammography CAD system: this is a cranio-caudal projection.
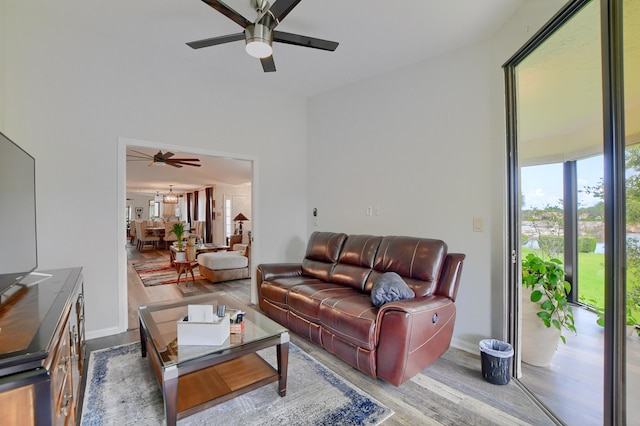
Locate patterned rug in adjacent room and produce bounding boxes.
[80,342,393,426]
[133,261,204,286]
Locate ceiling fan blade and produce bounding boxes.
[167,158,200,162]
[168,163,183,168]
[170,161,202,167]
[201,0,251,28]
[129,149,153,159]
[274,31,338,51]
[187,32,245,49]
[154,151,175,162]
[268,0,302,28]
[127,154,152,160]
[260,56,276,72]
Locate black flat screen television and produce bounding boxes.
[0,131,37,296]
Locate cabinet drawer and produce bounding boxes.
[51,320,71,404]
[76,289,86,371]
[54,374,74,426]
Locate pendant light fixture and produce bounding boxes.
[163,185,178,204]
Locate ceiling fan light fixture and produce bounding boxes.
[245,24,273,58]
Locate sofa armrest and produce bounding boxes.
[436,253,465,302]
[376,294,453,317]
[375,295,456,386]
[256,263,303,284]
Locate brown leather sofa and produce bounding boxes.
[257,231,465,386]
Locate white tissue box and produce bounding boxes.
[177,315,230,346]
[177,306,230,346]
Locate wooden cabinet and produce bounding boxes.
[0,268,85,426]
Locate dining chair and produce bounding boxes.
[129,221,137,245]
[136,221,160,252]
[163,222,178,249]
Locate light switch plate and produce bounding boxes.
[473,217,483,232]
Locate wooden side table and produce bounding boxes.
[174,260,199,285]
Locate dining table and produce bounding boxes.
[146,226,166,248]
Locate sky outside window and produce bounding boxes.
[521,155,603,210]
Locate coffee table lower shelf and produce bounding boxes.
[176,353,280,420]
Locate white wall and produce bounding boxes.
[1,1,309,337]
[126,193,154,221]
[0,0,5,128]
[211,183,252,245]
[307,0,566,352]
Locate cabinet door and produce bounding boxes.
[0,385,36,426]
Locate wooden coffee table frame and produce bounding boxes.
[138,294,289,426]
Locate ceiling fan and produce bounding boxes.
[127,150,201,168]
[187,0,339,72]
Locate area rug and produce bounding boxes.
[133,261,204,286]
[80,342,393,426]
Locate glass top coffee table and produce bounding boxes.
[138,293,289,426]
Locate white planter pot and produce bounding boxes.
[521,287,561,367]
[175,251,186,262]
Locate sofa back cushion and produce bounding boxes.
[330,235,382,291]
[302,232,347,281]
[369,236,447,297]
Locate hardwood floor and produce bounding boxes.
[520,306,640,425]
[125,245,249,330]
[82,244,557,425]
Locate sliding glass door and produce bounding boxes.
[623,1,640,424]
[505,0,635,423]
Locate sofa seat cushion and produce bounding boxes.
[261,277,325,309]
[288,283,359,324]
[198,251,247,270]
[319,294,379,351]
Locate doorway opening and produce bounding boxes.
[117,137,258,332]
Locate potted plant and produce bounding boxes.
[169,222,186,261]
[521,253,576,366]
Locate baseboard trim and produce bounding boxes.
[86,326,126,341]
[450,337,480,355]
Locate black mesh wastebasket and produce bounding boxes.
[479,339,514,385]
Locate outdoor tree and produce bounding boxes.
[525,203,564,259]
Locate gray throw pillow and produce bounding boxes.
[371,272,415,307]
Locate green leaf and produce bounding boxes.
[540,300,554,311]
[531,290,543,302]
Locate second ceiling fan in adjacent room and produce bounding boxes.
[127,150,201,168]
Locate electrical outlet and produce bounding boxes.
[366,205,373,216]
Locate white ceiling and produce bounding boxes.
[121,0,528,194]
